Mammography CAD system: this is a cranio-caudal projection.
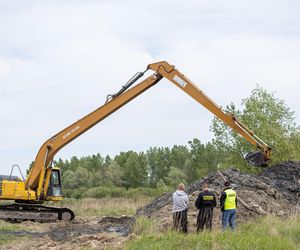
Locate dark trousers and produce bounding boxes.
[197,207,214,232]
[173,209,188,233]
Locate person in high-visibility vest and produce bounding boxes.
[220,181,237,230]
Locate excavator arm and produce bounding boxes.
[26,61,271,199]
[26,71,162,193]
[147,61,271,167]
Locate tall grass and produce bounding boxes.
[126,216,300,250]
[132,216,160,236]
[54,197,150,219]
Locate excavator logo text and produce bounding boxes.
[62,125,80,140]
[173,75,187,88]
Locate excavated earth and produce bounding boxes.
[1,161,300,249]
[137,160,300,232]
[1,216,135,250]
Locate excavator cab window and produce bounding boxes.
[47,169,62,197]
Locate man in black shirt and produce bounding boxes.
[195,182,217,232]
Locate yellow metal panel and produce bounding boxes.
[1,180,36,200]
[46,196,63,201]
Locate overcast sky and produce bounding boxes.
[0,0,300,176]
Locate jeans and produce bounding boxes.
[222,209,236,230]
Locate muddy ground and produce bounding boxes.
[1,216,135,250]
[1,161,300,249]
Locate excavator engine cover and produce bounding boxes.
[244,151,267,167]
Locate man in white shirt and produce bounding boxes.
[172,183,189,233]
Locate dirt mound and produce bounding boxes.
[137,161,300,232]
[259,160,300,204]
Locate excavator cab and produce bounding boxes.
[244,150,268,167]
[46,169,62,198]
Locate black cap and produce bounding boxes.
[224,181,231,187]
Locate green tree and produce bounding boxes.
[115,151,148,188]
[102,160,124,187]
[164,167,187,188]
[63,166,93,189]
[188,139,220,181]
[55,158,65,172]
[210,86,300,168]
[147,147,172,187]
[26,161,35,176]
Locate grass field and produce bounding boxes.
[126,216,300,250]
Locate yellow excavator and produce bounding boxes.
[0,61,271,222]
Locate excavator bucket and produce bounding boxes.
[244,151,268,167]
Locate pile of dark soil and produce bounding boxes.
[137,161,300,232]
[259,160,300,204]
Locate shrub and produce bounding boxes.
[64,186,172,199]
[63,187,89,199]
[84,186,126,198]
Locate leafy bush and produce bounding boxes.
[83,186,126,198]
[125,187,172,199]
[63,187,89,199]
[63,186,172,200]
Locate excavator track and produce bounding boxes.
[0,204,74,222]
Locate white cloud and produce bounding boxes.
[0,0,300,175]
[0,58,11,78]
